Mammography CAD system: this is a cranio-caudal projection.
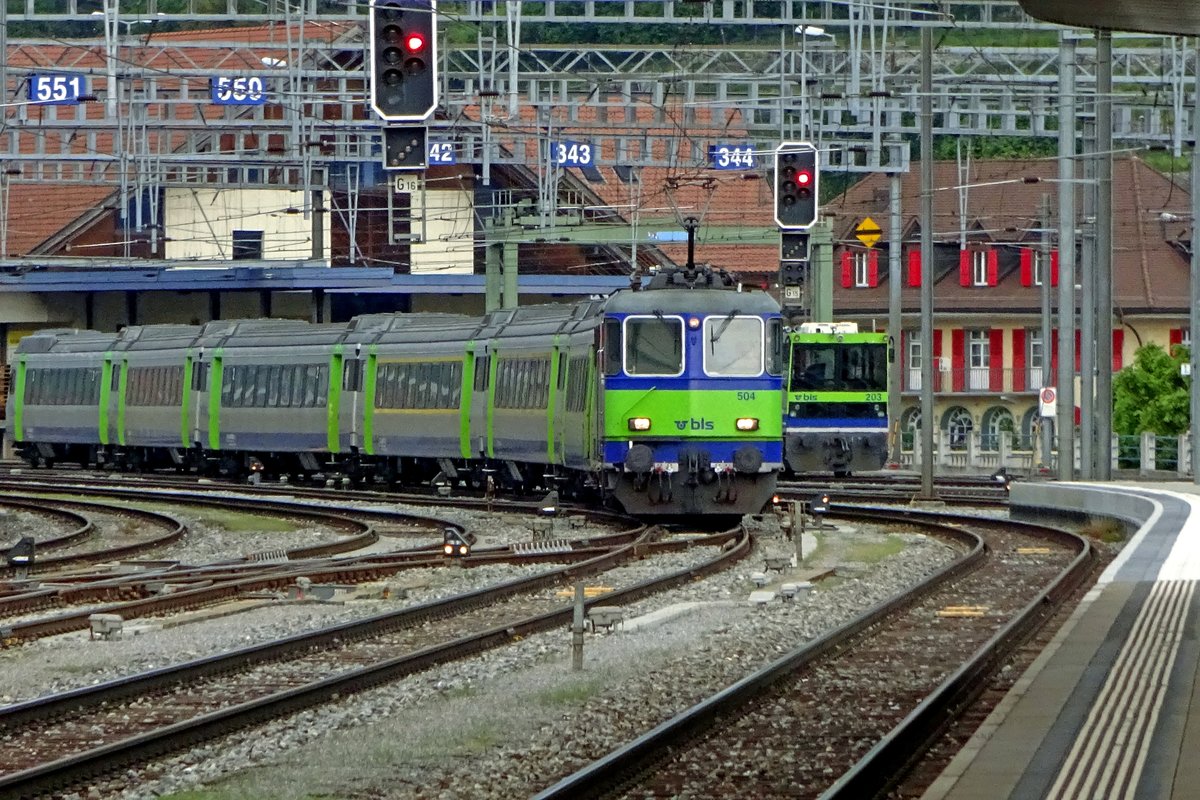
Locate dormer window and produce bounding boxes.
[971,250,989,286]
[959,248,999,287]
[854,252,871,287]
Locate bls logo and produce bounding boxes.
[674,418,715,431]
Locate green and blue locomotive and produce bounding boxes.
[784,321,890,476]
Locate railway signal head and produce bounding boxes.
[6,536,34,569]
[369,0,439,122]
[774,142,819,230]
[809,493,830,516]
[443,528,471,557]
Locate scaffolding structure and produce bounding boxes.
[0,1,1195,258]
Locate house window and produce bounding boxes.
[968,329,990,390]
[906,333,922,391]
[854,252,871,287]
[972,250,989,286]
[968,330,990,369]
[232,230,264,260]
[1028,329,1045,390]
[981,406,1015,452]
[944,406,974,451]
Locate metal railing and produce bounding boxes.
[896,430,1195,478]
[900,366,1056,394]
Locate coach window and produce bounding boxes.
[703,316,763,377]
[624,316,684,376]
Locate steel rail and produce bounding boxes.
[0,524,747,797]
[533,507,1090,800]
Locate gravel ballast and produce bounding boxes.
[3,506,960,799]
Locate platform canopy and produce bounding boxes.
[1018,0,1199,34]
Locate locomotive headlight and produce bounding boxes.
[628,417,652,431]
[735,417,759,431]
[443,544,455,556]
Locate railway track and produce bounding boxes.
[0,523,746,798]
[0,483,479,642]
[782,474,1019,505]
[535,505,1095,800]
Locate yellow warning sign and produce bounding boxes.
[555,587,613,598]
[936,605,988,618]
[856,217,882,248]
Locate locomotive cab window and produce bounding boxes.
[603,319,622,376]
[624,316,684,377]
[703,315,763,377]
[766,318,783,376]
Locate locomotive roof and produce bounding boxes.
[602,287,780,316]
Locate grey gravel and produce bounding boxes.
[3,505,959,800]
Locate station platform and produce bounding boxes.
[923,480,1200,800]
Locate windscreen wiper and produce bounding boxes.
[710,310,740,345]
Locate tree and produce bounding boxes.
[1112,343,1191,435]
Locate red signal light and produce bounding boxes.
[405,32,426,52]
[796,170,813,187]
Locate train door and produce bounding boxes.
[183,350,200,449]
[548,340,564,465]
[339,345,363,453]
[114,358,128,447]
[559,339,587,466]
[100,353,118,448]
[467,343,491,458]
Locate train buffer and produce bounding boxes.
[764,556,792,572]
[586,606,625,633]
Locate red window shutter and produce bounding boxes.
[959,250,971,286]
[933,329,943,359]
[1113,328,1124,371]
[987,249,999,286]
[1012,328,1026,392]
[1050,250,1060,287]
[1074,329,1081,373]
[907,250,921,286]
[951,329,966,392]
[989,328,1004,391]
[868,250,879,287]
[1170,328,1183,347]
[1019,249,1033,287]
[1051,328,1059,371]
[841,251,853,288]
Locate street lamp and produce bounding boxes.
[795,25,836,142]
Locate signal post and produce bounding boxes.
[370,0,439,171]
[774,142,820,321]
